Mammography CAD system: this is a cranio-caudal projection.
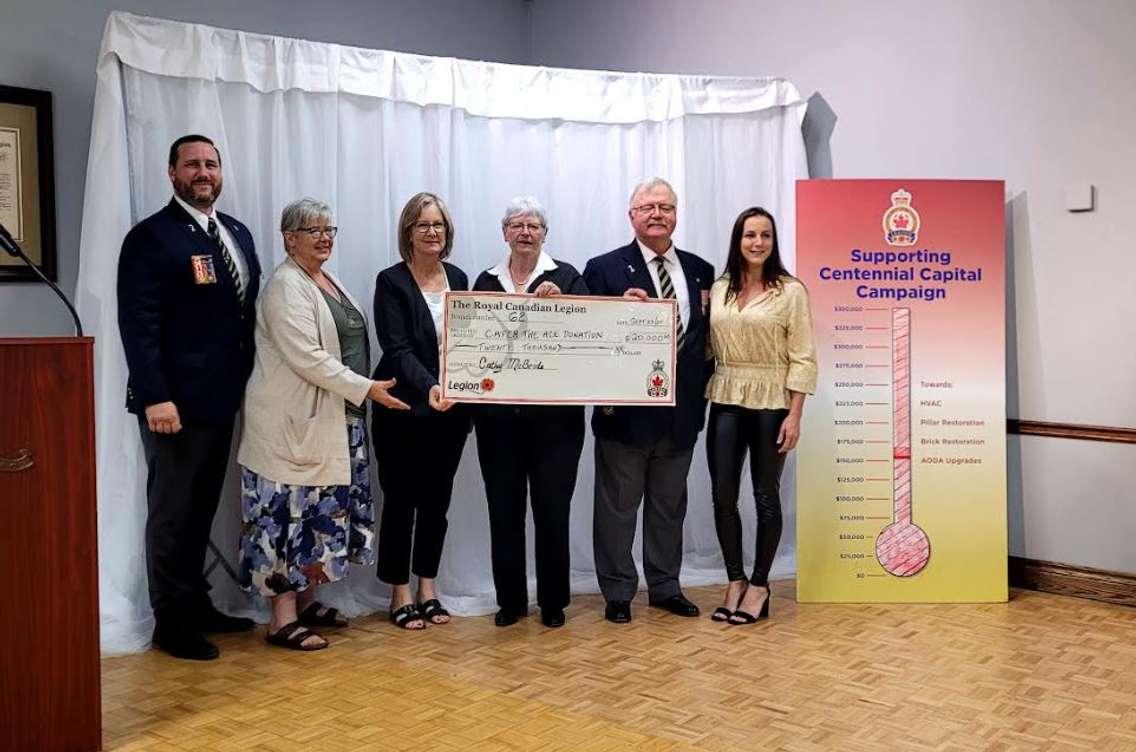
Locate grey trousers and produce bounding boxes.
[593,435,694,602]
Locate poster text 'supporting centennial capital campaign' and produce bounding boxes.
[441,292,677,405]
[796,179,1007,603]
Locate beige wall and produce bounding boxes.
[529,0,1136,572]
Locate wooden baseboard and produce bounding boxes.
[1009,556,1136,607]
[1007,419,1136,444]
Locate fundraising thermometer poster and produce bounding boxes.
[796,180,1006,602]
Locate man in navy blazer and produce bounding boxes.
[583,178,714,623]
[117,135,261,660]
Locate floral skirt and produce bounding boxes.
[238,416,374,596]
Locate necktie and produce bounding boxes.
[653,256,685,350]
[207,217,245,305]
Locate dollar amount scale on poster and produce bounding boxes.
[796,180,1007,602]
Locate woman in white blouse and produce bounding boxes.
[371,193,471,630]
[706,207,817,625]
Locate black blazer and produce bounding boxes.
[582,240,714,449]
[372,260,468,417]
[117,198,261,425]
[471,258,589,428]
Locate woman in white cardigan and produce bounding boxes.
[237,198,408,651]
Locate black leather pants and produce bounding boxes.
[706,403,788,586]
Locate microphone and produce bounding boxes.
[0,221,20,255]
[0,221,84,337]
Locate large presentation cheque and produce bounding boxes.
[440,292,677,405]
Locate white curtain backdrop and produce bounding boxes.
[77,11,808,654]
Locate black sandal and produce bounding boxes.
[389,603,425,630]
[418,599,451,624]
[266,621,328,651]
[728,609,758,625]
[710,606,733,622]
[298,601,348,629]
[729,589,771,625]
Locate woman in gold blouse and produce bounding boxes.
[706,207,816,624]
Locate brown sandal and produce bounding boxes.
[298,601,348,629]
[266,621,328,651]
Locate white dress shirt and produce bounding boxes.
[173,194,248,288]
[637,239,689,327]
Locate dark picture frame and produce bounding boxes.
[0,85,57,282]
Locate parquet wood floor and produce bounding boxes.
[101,582,1136,751]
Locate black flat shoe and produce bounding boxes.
[389,603,426,630]
[494,608,524,627]
[604,600,631,624]
[648,593,700,617]
[418,599,451,625]
[541,608,566,628]
[152,623,220,661]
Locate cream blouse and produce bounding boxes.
[706,275,818,409]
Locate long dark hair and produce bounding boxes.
[724,206,791,303]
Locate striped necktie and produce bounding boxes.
[653,255,685,350]
[207,217,245,305]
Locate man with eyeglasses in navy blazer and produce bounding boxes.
[117,134,261,660]
[582,178,714,624]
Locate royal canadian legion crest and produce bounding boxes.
[883,188,920,246]
[646,359,670,398]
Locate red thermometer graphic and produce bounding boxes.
[875,307,930,576]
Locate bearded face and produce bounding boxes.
[168,141,223,210]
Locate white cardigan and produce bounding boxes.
[237,257,373,486]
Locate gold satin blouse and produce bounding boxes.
[706,275,817,409]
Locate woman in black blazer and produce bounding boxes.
[372,192,471,630]
[472,196,589,629]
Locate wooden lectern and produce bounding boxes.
[0,338,101,751]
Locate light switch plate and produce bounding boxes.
[1064,183,1095,212]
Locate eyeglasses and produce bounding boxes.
[413,221,447,234]
[293,226,338,238]
[505,222,545,234]
[631,203,676,216]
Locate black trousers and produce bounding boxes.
[474,409,584,613]
[138,416,235,622]
[706,403,788,586]
[373,406,469,585]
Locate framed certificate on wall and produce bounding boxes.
[0,85,56,282]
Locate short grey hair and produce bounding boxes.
[501,195,548,229]
[280,197,333,233]
[628,177,678,208]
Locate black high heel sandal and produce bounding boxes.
[729,587,770,625]
[712,583,748,622]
